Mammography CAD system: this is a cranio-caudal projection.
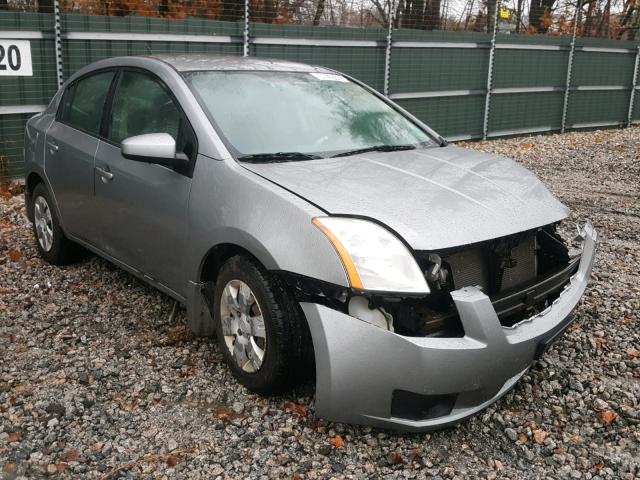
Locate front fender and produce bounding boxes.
[184,156,348,335]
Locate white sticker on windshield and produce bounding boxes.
[310,72,348,82]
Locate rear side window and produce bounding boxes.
[108,71,181,144]
[60,71,115,135]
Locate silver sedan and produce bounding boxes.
[23,55,596,431]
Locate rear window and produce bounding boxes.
[60,71,115,135]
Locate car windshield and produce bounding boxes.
[185,71,436,159]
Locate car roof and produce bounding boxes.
[149,54,335,74]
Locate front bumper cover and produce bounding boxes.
[302,223,597,431]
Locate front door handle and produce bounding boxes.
[47,141,59,155]
[95,166,114,183]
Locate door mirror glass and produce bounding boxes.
[121,133,186,168]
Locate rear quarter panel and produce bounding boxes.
[24,111,56,220]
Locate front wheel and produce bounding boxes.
[212,255,310,395]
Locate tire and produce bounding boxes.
[212,255,311,395]
[30,183,79,265]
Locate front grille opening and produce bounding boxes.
[444,231,539,296]
[409,223,575,332]
[391,390,457,421]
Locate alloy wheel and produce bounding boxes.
[219,280,267,373]
[34,196,54,252]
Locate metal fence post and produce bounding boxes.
[482,1,500,140]
[242,0,250,57]
[561,0,582,134]
[383,0,395,97]
[53,0,64,88]
[627,46,639,126]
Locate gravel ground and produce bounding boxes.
[1,127,639,479]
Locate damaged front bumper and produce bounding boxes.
[302,223,597,431]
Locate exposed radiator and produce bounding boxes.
[446,234,537,294]
[501,235,537,291]
[447,247,489,292]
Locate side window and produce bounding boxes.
[109,71,182,145]
[60,71,115,135]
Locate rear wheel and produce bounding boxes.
[212,255,310,395]
[31,183,79,265]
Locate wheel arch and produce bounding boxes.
[196,229,280,285]
[24,170,66,235]
[25,171,45,221]
[199,242,270,284]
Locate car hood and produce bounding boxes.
[244,145,569,250]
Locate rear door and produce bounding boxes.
[45,69,116,242]
[93,68,196,295]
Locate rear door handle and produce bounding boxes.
[95,166,114,182]
[47,141,59,154]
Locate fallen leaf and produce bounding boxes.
[594,462,604,470]
[0,181,24,197]
[533,429,547,444]
[408,448,422,463]
[2,464,17,474]
[166,456,177,467]
[600,410,617,425]
[216,406,232,417]
[61,449,80,462]
[517,143,534,154]
[330,435,344,449]
[389,452,403,465]
[518,433,528,444]
[8,250,22,262]
[8,431,22,442]
[627,350,640,359]
[14,384,28,393]
[284,402,307,417]
[215,406,241,422]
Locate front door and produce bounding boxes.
[93,69,197,295]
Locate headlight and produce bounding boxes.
[312,216,430,294]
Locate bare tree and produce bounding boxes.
[618,0,640,39]
[529,0,556,32]
[485,0,496,31]
[37,0,53,13]
[220,0,244,21]
[313,0,326,24]
[515,0,524,31]
[396,0,441,29]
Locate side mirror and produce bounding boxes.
[121,133,188,169]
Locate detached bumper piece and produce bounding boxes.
[302,223,597,431]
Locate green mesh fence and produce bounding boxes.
[0,9,639,180]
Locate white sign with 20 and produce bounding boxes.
[0,40,33,76]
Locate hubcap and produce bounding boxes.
[220,280,266,373]
[34,196,54,252]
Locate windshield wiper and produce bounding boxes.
[238,152,323,163]
[331,144,416,158]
